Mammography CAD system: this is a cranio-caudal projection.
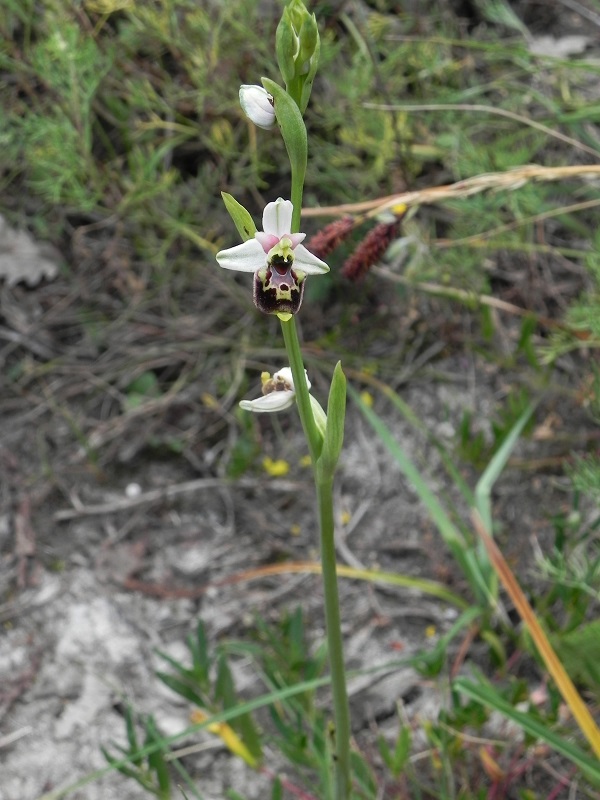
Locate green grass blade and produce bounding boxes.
[372,379,477,507]
[473,401,537,608]
[454,676,600,783]
[475,401,537,532]
[349,385,492,606]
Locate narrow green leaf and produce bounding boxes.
[221,192,256,242]
[155,647,193,677]
[155,671,204,707]
[475,401,537,533]
[190,619,211,686]
[237,710,263,763]
[350,750,378,795]
[124,705,141,764]
[145,717,171,797]
[391,726,410,776]
[215,654,236,708]
[377,736,393,772]
[271,776,283,800]
[317,361,346,480]
[101,747,141,781]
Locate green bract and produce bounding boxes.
[317,362,347,481]
[220,192,256,242]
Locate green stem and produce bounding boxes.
[290,177,303,234]
[280,86,350,796]
[280,317,351,800]
[286,76,303,109]
[317,476,352,800]
[280,317,320,462]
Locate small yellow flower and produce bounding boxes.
[425,625,437,639]
[190,709,258,767]
[262,457,290,477]
[201,393,219,409]
[340,510,351,525]
[360,391,374,408]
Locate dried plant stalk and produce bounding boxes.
[302,164,600,220]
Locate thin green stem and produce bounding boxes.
[290,178,303,234]
[280,317,320,462]
[317,476,351,800]
[281,317,351,800]
[286,77,303,109]
[285,100,304,257]
[281,79,351,797]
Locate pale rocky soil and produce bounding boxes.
[0,271,575,799]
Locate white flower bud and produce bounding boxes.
[239,85,275,129]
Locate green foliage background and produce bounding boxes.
[2,0,599,296]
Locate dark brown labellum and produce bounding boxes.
[253,264,305,315]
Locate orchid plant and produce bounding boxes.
[216,2,351,798]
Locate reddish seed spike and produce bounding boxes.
[341,220,400,283]
[306,216,356,260]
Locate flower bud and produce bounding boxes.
[239,85,275,129]
[275,19,298,85]
[298,14,319,74]
[287,0,311,36]
[276,0,320,110]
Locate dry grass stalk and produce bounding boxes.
[301,164,600,220]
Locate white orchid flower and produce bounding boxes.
[240,367,309,413]
[240,367,327,441]
[216,198,329,318]
[239,85,276,129]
